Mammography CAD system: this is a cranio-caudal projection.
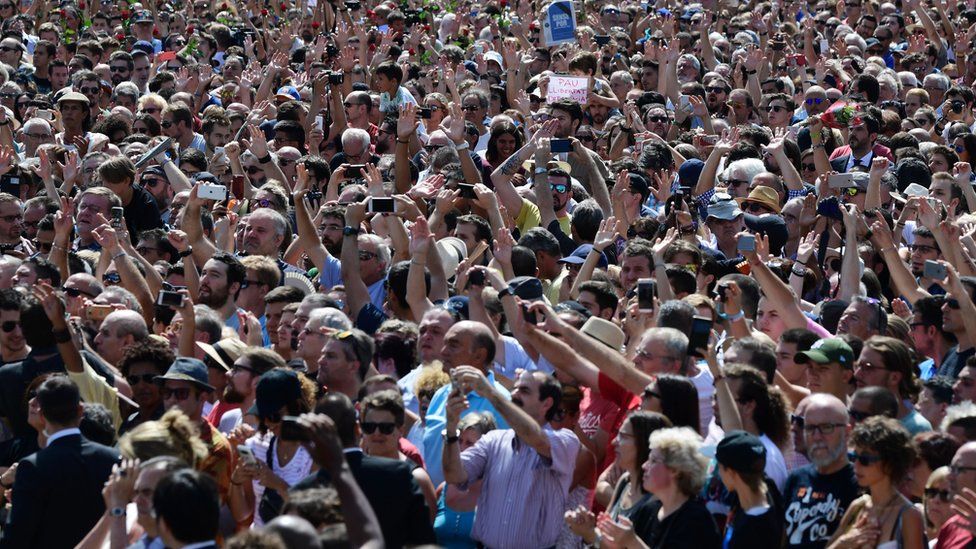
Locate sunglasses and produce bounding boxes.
[551,183,569,194]
[126,373,156,386]
[63,287,94,298]
[925,488,952,502]
[103,272,121,284]
[767,105,786,113]
[35,241,53,253]
[161,387,192,401]
[80,87,100,95]
[246,166,264,175]
[461,105,480,111]
[745,203,768,213]
[0,321,18,333]
[947,298,962,309]
[648,115,669,123]
[110,66,128,73]
[848,451,882,466]
[706,86,725,94]
[848,409,871,422]
[801,163,817,172]
[161,121,173,128]
[805,98,825,106]
[142,177,165,188]
[358,251,377,261]
[361,421,397,434]
[642,388,661,399]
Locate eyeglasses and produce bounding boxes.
[103,272,121,284]
[0,214,21,223]
[140,107,161,114]
[0,47,18,53]
[952,464,976,475]
[910,244,938,254]
[801,163,817,172]
[947,298,961,310]
[726,178,749,187]
[648,115,669,123]
[142,177,165,188]
[925,488,952,502]
[767,105,786,113]
[0,321,19,333]
[461,105,481,111]
[110,66,128,73]
[706,86,725,94]
[551,183,568,194]
[361,421,397,434]
[855,360,887,373]
[161,387,192,401]
[802,422,846,435]
[80,87,100,95]
[63,286,95,298]
[358,251,377,261]
[805,98,825,106]
[848,409,871,422]
[161,121,173,128]
[126,374,156,386]
[848,451,882,466]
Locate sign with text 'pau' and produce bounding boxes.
[543,1,576,46]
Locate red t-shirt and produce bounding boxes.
[597,373,641,472]
[205,400,239,428]
[936,514,973,549]
[399,437,426,469]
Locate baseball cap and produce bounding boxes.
[707,199,743,221]
[559,244,608,268]
[196,338,248,372]
[714,430,766,473]
[155,357,215,391]
[248,369,302,418]
[507,276,544,301]
[794,338,855,367]
[193,171,219,184]
[132,10,153,23]
[275,85,301,102]
[678,159,705,188]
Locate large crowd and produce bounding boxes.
[0,0,975,547]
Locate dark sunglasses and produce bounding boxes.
[848,451,882,466]
[161,387,192,401]
[160,121,173,128]
[0,321,18,333]
[648,115,670,123]
[361,421,397,434]
[126,374,156,386]
[801,163,817,172]
[246,166,264,175]
[80,87,100,95]
[805,98,825,106]
[103,272,121,284]
[925,488,952,502]
[848,409,871,422]
[63,287,94,298]
[642,388,661,399]
[706,86,725,94]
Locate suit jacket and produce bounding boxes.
[829,155,850,173]
[0,433,120,549]
[292,449,435,549]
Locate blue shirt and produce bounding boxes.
[319,255,387,310]
[422,374,510,486]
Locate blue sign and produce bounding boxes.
[543,1,576,46]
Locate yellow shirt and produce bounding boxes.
[67,358,122,431]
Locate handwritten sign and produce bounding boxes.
[547,75,589,103]
[543,1,576,46]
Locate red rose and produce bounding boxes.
[423,24,430,31]
[115,32,124,40]
[261,8,268,15]
[311,20,320,28]
[78,1,85,8]
[186,24,194,34]
[121,9,130,17]
[279,2,286,9]
[500,0,507,6]
[408,48,415,55]
[366,9,374,16]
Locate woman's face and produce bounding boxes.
[852,445,887,488]
[925,475,953,529]
[425,101,446,126]
[615,418,640,470]
[27,394,43,432]
[459,426,482,452]
[955,138,970,162]
[363,408,400,454]
[640,382,662,413]
[495,132,517,160]
[641,448,673,494]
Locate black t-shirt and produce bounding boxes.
[629,497,721,549]
[122,186,163,242]
[724,492,784,549]
[0,350,65,438]
[938,345,974,379]
[782,463,861,549]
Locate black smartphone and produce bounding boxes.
[326,44,339,58]
[594,34,611,46]
[550,139,572,153]
[714,283,728,302]
[368,197,395,213]
[419,107,433,119]
[468,268,485,286]
[0,174,19,196]
[688,316,713,357]
[156,290,185,308]
[637,278,655,312]
[328,71,344,85]
[280,416,310,442]
[522,303,537,324]
[816,196,843,220]
[458,183,477,199]
[111,207,125,228]
[345,164,365,178]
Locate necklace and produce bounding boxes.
[869,491,903,534]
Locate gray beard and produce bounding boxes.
[809,440,847,468]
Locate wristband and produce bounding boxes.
[109,507,126,518]
[745,69,757,75]
[343,226,361,237]
[53,328,72,344]
[111,250,127,261]
[454,141,469,151]
[0,119,11,127]
[257,153,273,164]
[721,310,745,322]
[178,247,193,258]
[791,268,806,277]
[396,138,409,144]
[497,287,514,299]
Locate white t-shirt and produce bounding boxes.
[691,362,715,435]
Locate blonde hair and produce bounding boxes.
[414,365,451,401]
[649,427,709,497]
[118,409,208,467]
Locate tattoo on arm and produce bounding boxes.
[500,152,523,175]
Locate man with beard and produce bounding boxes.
[587,101,611,132]
[94,310,150,369]
[140,167,175,224]
[704,77,732,116]
[836,295,887,341]
[781,394,859,549]
[442,368,578,549]
[548,100,610,191]
[107,51,133,86]
[198,253,246,330]
[374,117,397,155]
[829,114,887,172]
[212,347,285,433]
[161,101,206,152]
[118,338,175,435]
[935,441,976,547]
[0,194,33,256]
[0,289,27,365]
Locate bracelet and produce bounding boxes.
[791,268,806,277]
[51,243,68,252]
[257,153,273,164]
[722,310,745,322]
[455,141,469,151]
[178,247,193,258]
[111,250,127,261]
[410,259,425,266]
[53,328,72,344]
[812,143,825,150]
[396,138,409,144]
[745,69,757,75]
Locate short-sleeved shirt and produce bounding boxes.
[122,186,164,239]
[938,345,974,379]
[781,463,860,549]
[198,421,234,504]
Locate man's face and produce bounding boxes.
[549,108,575,139]
[297,320,329,362]
[853,346,894,391]
[954,366,976,404]
[11,264,34,287]
[461,96,486,126]
[50,67,69,91]
[127,361,163,412]
[59,101,87,127]
[848,123,874,154]
[576,290,606,319]
[837,301,877,340]
[109,60,131,85]
[705,81,728,110]
[133,56,151,86]
[242,214,282,257]
[551,176,571,212]
[198,259,233,309]
[929,179,955,208]
[343,94,368,123]
[620,254,651,291]
[918,387,946,427]
[318,215,344,256]
[161,112,183,138]
[588,103,610,125]
[205,123,231,150]
[943,290,966,334]
[265,302,288,345]
[453,223,481,256]
[511,372,546,421]
[237,269,268,314]
[766,98,791,126]
[142,174,172,208]
[633,335,680,377]
[803,404,849,468]
[317,338,354,389]
[440,325,479,370]
[94,316,129,365]
[707,215,745,246]
[806,361,851,396]
[0,40,19,67]
[224,358,257,403]
[906,94,924,117]
[419,309,453,363]
[0,308,24,355]
[162,380,205,420]
[951,447,976,495]
[909,312,937,357]
[357,237,386,285]
[0,200,22,242]
[136,239,169,264]
[775,340,806,385]
[133,467,167,532]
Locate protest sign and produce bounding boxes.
[547,75,589,103]
[542,1,576,46]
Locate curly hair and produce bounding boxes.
[850,416,917,483]
[119,338,176,377]
[118,409,208,467]
[414,366,451,404]
[649,426,709,497]
[914,431,959,472]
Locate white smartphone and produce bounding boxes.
[198,183,228,201]
[237,445,256,465]
[315,115,324,131]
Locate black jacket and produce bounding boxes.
[0,432,120,548]
[292,449,435,548]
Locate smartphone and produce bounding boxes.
[458,183,477,199]
[468,268,485,287]
[213,146,225,160]
[927,197,941,210]
[828,173,854,189]
[368,197,395,213]
[594,34,611,46]
[231,175,245,200]
[156,51,177,62]
[737,234,756,252]
[522,303,537,324]
[701,134,719,146]
[37,109,54,121]
[156,290,185,308]
[315,115,324,131]
[198,183,228,201]
[637,278,655,312]
[328,71,344,85]
[345,164,365,178]
[714,283,728,302]
[111,207,124,228]
[817,196,843,220]
[688,315,713,357]
[237,445,256,465]
[788,53,807,66]
[280,416,310,441]
[87,304,114,322]
[679,94,693,114]
[419,107,433,119]
[550,139,572,154]
[924,259,947,280]
[819,38,829,54]
[0,174,19,196]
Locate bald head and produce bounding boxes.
[802,393,851,470]
[802,393,849,423]
[952,442,976,494]
[105,310,149,339]
[264,515,320,549]
[442,320,496,370]
[96,310,148,365]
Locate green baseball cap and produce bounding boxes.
[794,338,854,368]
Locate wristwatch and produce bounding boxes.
[444,429,460,444]
[497,287,513,299]
[343,226,361,237]
[178,246,193,258]
[109,507,125,518]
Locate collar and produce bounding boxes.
[46,427,81,444]
[180,541,217,549]
[343,447,364,455]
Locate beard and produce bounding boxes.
[808,440,846,468]
[198,284,230,308]
[222,385,247,404]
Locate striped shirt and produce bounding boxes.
[460,426,580,549]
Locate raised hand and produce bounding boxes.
[593,216,619,251]
[398,102,420,140]
[493,226,516,265]
[408,216,433,256]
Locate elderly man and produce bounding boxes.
[18,118,54,157]
[0,194,33,256]
[328,128,381,172]
[936,441,976,547]
[94,310,149,368]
